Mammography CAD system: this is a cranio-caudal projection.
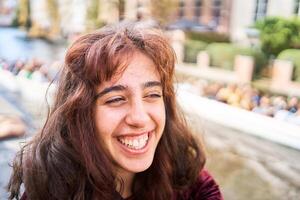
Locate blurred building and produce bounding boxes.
[19,0,300,42]
[97,0,300,43]
[173,0,231,33]
[169,0,300,42]
[57,0,87,36]
[28,0,87,38]
[230,0,300,42]
[0,0,17,26]
[97,0,151,23]
[27,0,150,38]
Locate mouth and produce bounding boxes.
[117,132,150,150]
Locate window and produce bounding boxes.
[254,0,268,21]
[294,0,300,15]
[213,0,222,7]
[212,0,222,25]
[179,0,185,18]
[194,0,202,18]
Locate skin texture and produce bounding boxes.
[94,51,166,197]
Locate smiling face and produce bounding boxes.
[94,51,166,178]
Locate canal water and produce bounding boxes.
[0,27,66,62]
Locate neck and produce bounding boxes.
[116,170,135,199]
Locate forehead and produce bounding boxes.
[96,52,161,91]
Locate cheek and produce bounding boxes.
[94,108,124,138]
[150,103,166,130]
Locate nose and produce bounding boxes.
[125,98,151,128]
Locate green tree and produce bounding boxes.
[205,42,267,78]
[255,17,300,57]
[278,49,300,82]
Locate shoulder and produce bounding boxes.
[181,169,224,200]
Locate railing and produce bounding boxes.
[177,87,300,150]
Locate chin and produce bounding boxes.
[120,155,155,174]
[131,162,153,173]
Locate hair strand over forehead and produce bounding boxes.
[65,21,176,92]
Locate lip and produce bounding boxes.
[115,131,151,137]
[115,131,154,155]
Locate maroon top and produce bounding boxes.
[177,169,223,200]
[21,170,223,200]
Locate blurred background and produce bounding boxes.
[1,0,300,199]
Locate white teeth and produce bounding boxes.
[118,133,149,150]
[133,139,138,146]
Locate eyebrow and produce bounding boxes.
[95,85,127,99]
[95,81,162,99]
[143,81,162,88]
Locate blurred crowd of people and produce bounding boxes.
[0,57,60,83]
[0,57,61,140]
[202,82,300,126]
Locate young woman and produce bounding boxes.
[8,22,223,200]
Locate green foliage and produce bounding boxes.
[206,43,236,70]
[255,17,300,57]
[237,47,268,78]
[183,31,230,64]
[184,39,207,63]
[277,49,300,82]
[87,0,104,29]
[185,31,230,43]
[205,43,267,78]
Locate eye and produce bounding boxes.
[145,92,163,100]
[147,93,162,98]
[105,97,126,105]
